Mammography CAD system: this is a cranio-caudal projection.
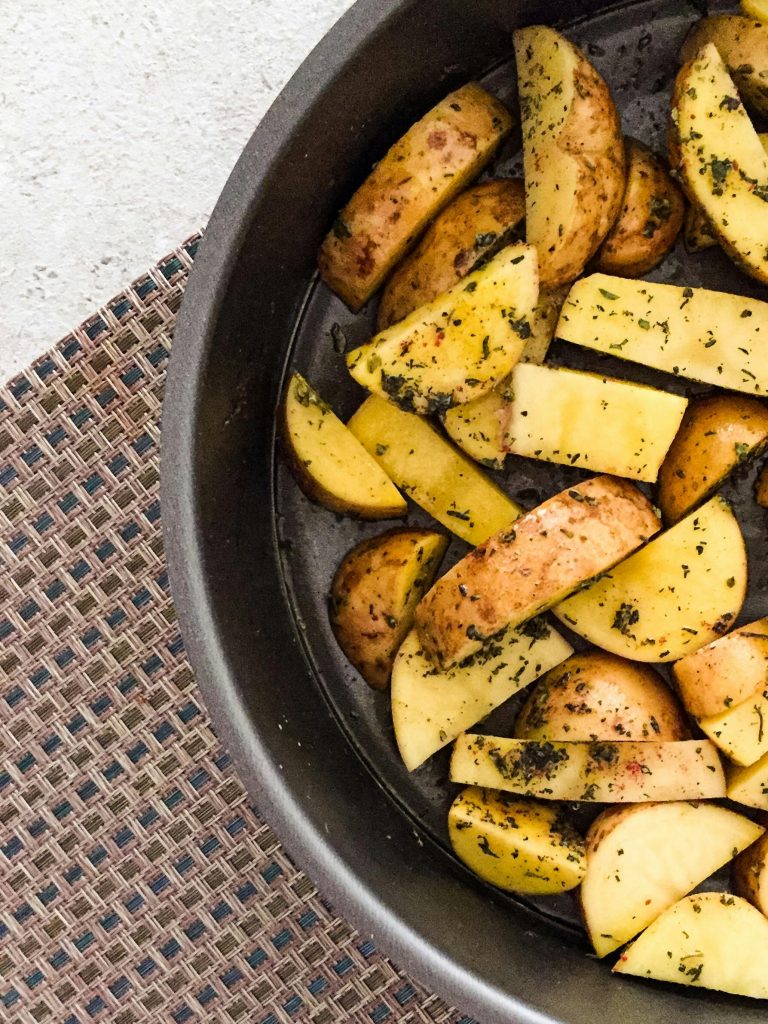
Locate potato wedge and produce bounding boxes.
[680,17,768,117]
[728,750,768,809]
[391,622,572,771]
[415,476,659,669]
[450,735,725,802]
[555,496,747,663]
[757,463,768,507]
[347,395,519,545]
[698,689,768,767]
[330,529,447,690]
[671,42,768,284]
[657,395,768,524]
[347,243,538,413]
[514,25,625,287]
[557,273,768,395]
[282,372,405,519]
[742,0,768,24]
[613,892,768,998]
[734,834,768,916]
[514,651,689,743]
[595,138,684,277]
[376,179,526,331]
[318,83,512,311]
[683,203,718,254]
[448,787,586,895]
[672,618,768,718]
[582,802,763,957]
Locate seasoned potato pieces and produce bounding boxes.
[728,750,768,809]
[658,395,768,524]
[450,735,725,802]
[582,802,763,956]
[557,274,768,396]
[595,138,684,277]
[319,83,512,310]
[673,618,768,718]
[613,892,768,998]
[391,622,572,771]
[282,372,405,519]
[514,25,625,287]
[347,243,538,414]
[347,395,519,545]
[671,43,768,284]
[448,787,586,895]
[680,16,768,117]
[376,179,526,330]
[734,834,768,916]
[698,690,768,767]
[330,529,447,690]
[555,497,747,663]
[515,651,689,742]
[415,476,659,669]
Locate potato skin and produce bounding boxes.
[318,83,512,311]
[733,834,768,916]
[329,529,447,689]
[673,619,768,719]
[515,651,689,742]
[376,179,525,330]
[657,394,768,524]
[680,16,768,117]
[683,203,718,253]
[595,138,684,277]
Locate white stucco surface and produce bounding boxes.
[0,0,354,380]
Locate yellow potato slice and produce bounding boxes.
[733,834,768,917]
[742,0,768,24]
[728,750,768,809]
[672,618,768,718]
[555,497,747,662]
[698,689,768,767]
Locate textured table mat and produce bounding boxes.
[0,239,475,1024]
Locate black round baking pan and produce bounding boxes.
[162,0,768,1020]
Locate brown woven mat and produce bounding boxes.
[0,239,475,1024]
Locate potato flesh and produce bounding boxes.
[318,83,512,310]
[657,394,768,524]
[555,497,747,662]
[680,17,768,118]
[613,892,768,998]
[347,244,538,414]
[283,373,405,518]
[450,735,725,802]
[582,802,763,956]
[557,273,768,395]
[698,688,768,767]
[415,476,659,669]
[391,624,573,771]
[448,787,586,895]
[672,618,768,718]
[728,749,768,809]
[672,42,768,284]
[347,395,519,545]
[741,0,768,24]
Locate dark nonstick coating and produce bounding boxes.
[162,0,768,1021]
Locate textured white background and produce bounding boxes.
[1,0,354,380]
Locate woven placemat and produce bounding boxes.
[0,239,476,1024]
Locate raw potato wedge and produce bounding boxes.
[672,618,768,718]
[444,363,687,480]
[728,750,768,808]
[391,622,573,771]
[514,26,625,287]
[347,243,538,414]
[450,735,726,802]
[595,138,684,277]
[671,43,768,284]
[683,203,718,253]
[448,787,586,895]
[330,529,448,690]
[657,395,768,524]
[557,274,768,396]
[613,892,768,998]
[515,651,689,742]
[734,834,768,915]
[582,802,763,957]
[698,689,768,767]
[347,395,519,545]
[282,372,405,519]
[415,476,659,670]
[555,496,747,663]
[742,0,768,24]
[680,17,768,117]
[318,83,512,311]
[376,179,526,330]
